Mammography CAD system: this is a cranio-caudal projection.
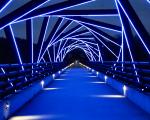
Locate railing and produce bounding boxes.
[0,62,66,99]
[86,61,150,92]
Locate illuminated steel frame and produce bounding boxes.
[0,0,150,84]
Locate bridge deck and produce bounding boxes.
[10,67,150,120]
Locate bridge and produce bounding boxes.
[0,0,150,120]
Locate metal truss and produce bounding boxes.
[0,0,150,88]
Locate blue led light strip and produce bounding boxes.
[47,49,52,62]
[117,0,150,55]
[69,31,90,38]
[63,45,91,61]
[89,29,118,58]
[49,18,64,47]
[37,16,50,62]
[121,27,124,71]
[58,39,95,61]
[60,14,119,17]
[92,30,121,47]
[1,68,14,87]
[31,18,34,74]
[51,21,73,45]
[39,25,84,62]
[62,17,122,33]
[51,25,83,46]
[55,38,69,60]
[56,38,63,62]
[38,17,65,63]
[9,25,24,70]
[63,20,121,57]
[42,58,46,63]
[53,44,56,62]
[113,44,122,72]
[0,0,51,30]
[67,38,97,61]
[75,21,121,47]
[0,0,13,13]
[97,44,103,62]
[52,19,105,62]
[115,0,140,82]
[87,45,99,58]
[11,0,96,26]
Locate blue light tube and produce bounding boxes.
[91,29,121,47]
[63,46,91,61]
[0,0,51,30]
[68,37,98,46]
[52,28,90,45]
[49,18,64,46]
[38,17,64,63]
[9,25,24,70]
[90,29,118,58]
[47,49,52,62]
[0,0,13,13]
[88,46,99,58]
[72,38,96,61]
[117,0,150,55]
[60,14,119,17]
[39,26,84,62]
[10,0,95,27]
[121,28,124,71]
[115,0,139,82]
[42,58,46,63]
[55,38,69,60]
[31,18,34,64]
[97,44,103,62]
[75,21,121,47]
[147,0,150,4]
[37,16,50,62]
[1,68,13,86]
[52,26,83,45]
[113,45,122,71]
[51,21,73,44]
[31,18,34,74]
[60,40,92,61]
[53,44,56,62]
[68,37,94,40]
[69,31,90,38]
[55,40,62,62]
[52,36,99,62]
[62,17,122,33]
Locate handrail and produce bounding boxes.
[0,62,66,99]
[86,61,150,92]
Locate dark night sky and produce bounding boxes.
[0,0,150,39]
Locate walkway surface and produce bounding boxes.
[10,66,150,120]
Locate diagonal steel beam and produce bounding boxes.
[63,16,122,32]
[17,0,95,22]
[46,9,118,16]
[117,0,150,54]
[0,0,50,29]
